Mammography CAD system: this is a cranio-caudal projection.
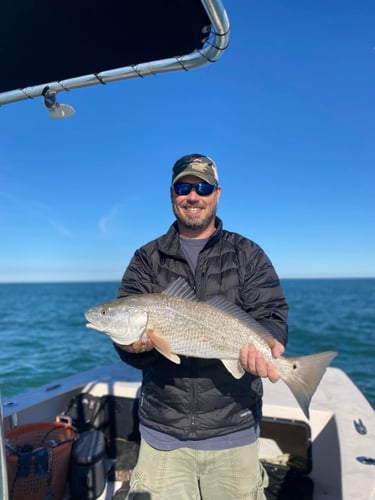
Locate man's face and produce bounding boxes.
[171,175,221,237]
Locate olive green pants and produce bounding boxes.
[127,438,268,500]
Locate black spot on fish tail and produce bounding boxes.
[282,351,337,419]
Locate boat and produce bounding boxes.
[1,361,374,499]
[1,1,374,499]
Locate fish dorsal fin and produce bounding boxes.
[205,296,276,348]
[163,279,275,348]
[162,277,198,301]
[146,328,181,364]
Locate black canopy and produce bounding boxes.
[0,0,229,105]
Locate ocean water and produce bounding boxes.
[0,279,374,408]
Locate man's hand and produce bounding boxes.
[115,333,154,354]
[239,340,285,383]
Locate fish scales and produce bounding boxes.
[135,293,274,363]
[85,278,337,419]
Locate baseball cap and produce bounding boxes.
[172,154,219,185]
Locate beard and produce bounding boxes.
[172,202,217,233]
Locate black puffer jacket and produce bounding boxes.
[115,217,288,439]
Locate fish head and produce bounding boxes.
[85,298,148,345]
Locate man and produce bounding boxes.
[114,154,288,499]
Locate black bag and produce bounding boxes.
[264,462,314,500]
[260,417,313,500]
[64,393,140,457]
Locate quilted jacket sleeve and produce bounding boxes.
[240,241,288,346]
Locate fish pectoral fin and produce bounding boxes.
[146,329,181,364]
[221,359,245,379]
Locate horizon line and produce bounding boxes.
[0,276,374,285]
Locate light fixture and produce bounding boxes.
[42,86,76,119]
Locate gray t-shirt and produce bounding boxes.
[179,236,208,273]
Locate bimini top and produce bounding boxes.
[0,0,229,108]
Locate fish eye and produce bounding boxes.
[100,309,107,315]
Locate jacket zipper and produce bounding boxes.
[189,360,198,438]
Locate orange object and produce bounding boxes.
[5,422,77,500]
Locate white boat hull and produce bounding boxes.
[1,364,374,500]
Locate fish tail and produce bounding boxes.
[282,351,337,419]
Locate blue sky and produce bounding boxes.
[1,2,374,283]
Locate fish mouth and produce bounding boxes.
[86,322,104,332]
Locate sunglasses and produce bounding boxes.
[173,182,218,196]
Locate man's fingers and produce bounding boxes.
[240,344,255,372]
[267,362,280,383]
[240,343,281,382]
[271,340,285,358]
[131,338,153,353]
[115,337,154,353]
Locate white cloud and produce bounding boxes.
[98,205,121,235]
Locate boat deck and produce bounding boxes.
[2,364,375,500]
